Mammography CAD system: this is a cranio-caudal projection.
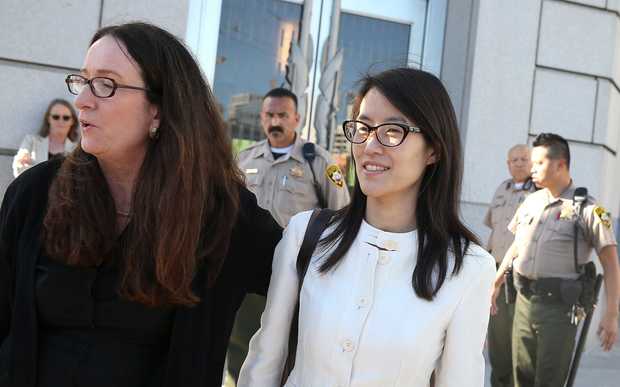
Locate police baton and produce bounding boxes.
[565,274,604,387]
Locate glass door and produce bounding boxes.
[186,0,446,153]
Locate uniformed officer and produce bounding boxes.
[484,144,535,387]
[237,88,350,227]
[491,133,620,387]
[227,88,350,383]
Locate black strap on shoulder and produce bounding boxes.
[295,208,333,282]
[281,208,334,385]
[301,142,327,209]
[523,176,536,191]
[573,187,588,274]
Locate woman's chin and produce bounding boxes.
[359,184,386,200]
[80,140,104,157]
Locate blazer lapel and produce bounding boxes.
[35,137,49,162]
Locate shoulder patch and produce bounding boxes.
[325,164,344,188]
[594,206,612,229]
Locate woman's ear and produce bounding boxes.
[150,105,161,130]
[426,149,439,166]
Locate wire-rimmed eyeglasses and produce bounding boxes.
[65,74,152,98]
[342,120,421,147]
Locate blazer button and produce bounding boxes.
[378,253,390,265]
[342,339,355,352]
[358,297,368,308]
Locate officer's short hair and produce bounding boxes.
[264,88,298,111]
[533,133,571,169]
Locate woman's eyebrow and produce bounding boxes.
[357,114,408,124]
[79,68,123,78]
[383,116,408,123]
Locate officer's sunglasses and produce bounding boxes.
[50,114,72,121]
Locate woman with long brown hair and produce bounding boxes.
[0,22,281,387]
[239,68,496,386]
[12,98,78,177]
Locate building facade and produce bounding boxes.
[0,0,190,194]
[1,0,619,248]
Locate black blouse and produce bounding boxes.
[0,159,283,387]
[35,250,173,387]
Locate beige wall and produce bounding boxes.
[0,0,189,198]
[443,0,620,244]
[443,0,620,353]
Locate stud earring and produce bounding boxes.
[149,126,159,140]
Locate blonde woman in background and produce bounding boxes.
[12,99,78,177]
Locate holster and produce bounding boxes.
[577,261,598,312]
[504,265,517,304]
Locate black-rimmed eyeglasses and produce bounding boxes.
[342,120,421,147]
[65,74,152,98]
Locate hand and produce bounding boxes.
[490,284,502,316]
[597,311,618,351]
[17,151,32,166]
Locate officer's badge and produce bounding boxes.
[245,168,258,174]
[559,205,574,220]
[594,206,612,229]
[325,164,344,188]
[290,166,304,178]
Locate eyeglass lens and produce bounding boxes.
[345,121,406,146]
[67,76,116,98]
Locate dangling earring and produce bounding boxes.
[149,126,159,140]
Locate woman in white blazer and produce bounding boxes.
[12,99,78,177]
[239,68,496,387]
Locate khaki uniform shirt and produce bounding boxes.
[237,136,350,227]
[509,183,617,279]
[484,179,536,263]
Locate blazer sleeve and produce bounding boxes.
[12,135,36,178]
[435,249,496,387]
[239,188,283,296]
[1,159,61,342]
[237,212,308,387]
[0,182,20,341]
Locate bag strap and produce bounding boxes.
[281,208,334,385]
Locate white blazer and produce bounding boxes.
[12,134,76,177]
[239,211,496,387]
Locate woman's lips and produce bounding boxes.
[361,162,390,175]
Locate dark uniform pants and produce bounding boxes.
[512,292,577,387]
[488,283,515,387]
[226,294,266,382]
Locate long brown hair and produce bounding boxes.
[319,68,479,300]
[43,23,242,307]
[38,98,79,141]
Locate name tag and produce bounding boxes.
[245,168,258,174]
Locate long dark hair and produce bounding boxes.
[318,68,478,300]
[43,22,243,306]
[38,98,79,141]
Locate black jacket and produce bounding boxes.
[0,159,282,387]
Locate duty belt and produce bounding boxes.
[515,274,564,302]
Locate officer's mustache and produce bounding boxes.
[268,126,284,134]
